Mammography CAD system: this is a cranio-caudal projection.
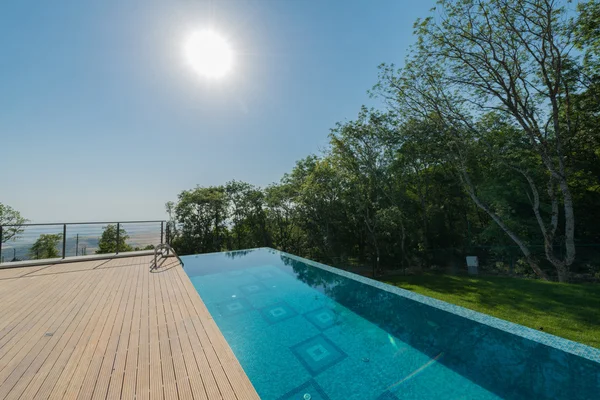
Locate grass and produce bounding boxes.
[382,273,600,349]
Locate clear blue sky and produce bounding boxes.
[1,0,435,222]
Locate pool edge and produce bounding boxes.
[269,248,600,364]
[175,263,262,399]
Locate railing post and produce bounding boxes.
[62,224,67,259]
[116,222,120,255]
[160,221,164,245]
[0,225,3,263]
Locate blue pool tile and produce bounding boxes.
[239,281,268,295]
[183,249,600,400]
[249,266,281,280]
[304,308,338,331]
[376,391,399,400]
[259,302,298,325]
[217,297,253,317]
[291,335,347,376]
[256,271,276,279]
[278,379,331,400]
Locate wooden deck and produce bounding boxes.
[0,255,260,400]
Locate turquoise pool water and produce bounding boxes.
[182,248,600,400]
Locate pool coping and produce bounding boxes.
[263,248,600,364]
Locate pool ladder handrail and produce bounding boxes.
[152,243,184,270]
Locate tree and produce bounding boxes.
[171,186,228,255]
[374,0,586,282]
[575,0,600,74]
[225,180,271,250]
[0,203,27,243]
[30,234,61,259]
[265,183,303,253]
[161,0,600,281]
[134,244,155,251]
[330,108,405,275]
[96,224,133,254]
[165,201,178,245]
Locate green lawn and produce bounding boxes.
[382,274,600,349]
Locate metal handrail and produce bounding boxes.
[152,243,184,270]
[1,220,166,227]
[0,220,167,263]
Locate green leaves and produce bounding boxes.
[0,203,27,243]
[159,0,599,281]
[30,234,62,259]
[96,225,132,254]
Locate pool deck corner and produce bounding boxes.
[0,254,259,400]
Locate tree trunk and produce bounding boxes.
[399,213,409,269]
[516,167,574,282]
[557,177,576,267]
[460,168,550,281]
[524,255,550,282]
[556,264,570,283]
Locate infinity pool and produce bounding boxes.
[182,248,600,400]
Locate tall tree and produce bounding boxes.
[165,201,178,245]
[172,186,228,255]
[330,108,405,274]
[265,183,302,253]
[375,0,586,281]
[575,0,600,74]
[225,180,271,249]
[30,234,61,259]
[0,203,27,243]
[96,224,133,254]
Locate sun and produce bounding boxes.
[184,30,233,79]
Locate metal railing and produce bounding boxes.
[0,220,167,264]
[152,243,184,270]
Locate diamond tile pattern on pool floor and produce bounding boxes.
[278,379,331,400]
[239,281,269,295]
[304,307,338,331]
[217,297,253,317]
[259,301,298,325]
[291,334,347,376]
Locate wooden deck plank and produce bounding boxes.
[174,276,238,400]
[26,260,108,277]
[154,263,178,400]
[0,274,48,308]
[164,263,211,400]
[158,265,194,400]
[0,276,88,372]
[135,259,150,400]
[91,263,140,400]
[72,261,137,400]
[0,275,100,397]
[0,279,69,357]
[174,267,259,400]
[121,262,145,400]
[0,265,54,280]
[0,273,53,304]
[148,261,164,400]
[0,275,63,335]
[0,254,259,400]
[169,271,223,400]
[42,267,125,400]
[4,268,117,400]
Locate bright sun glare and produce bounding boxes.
[185,30,233,79]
